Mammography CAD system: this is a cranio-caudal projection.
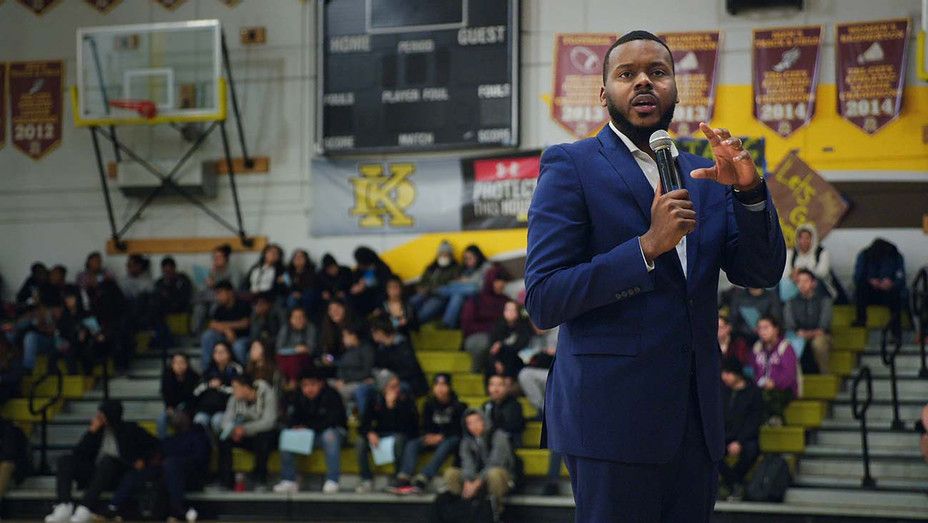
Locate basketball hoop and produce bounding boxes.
[109,99,158,119]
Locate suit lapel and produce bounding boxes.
[597,126,653,223]
[679,154,704,294]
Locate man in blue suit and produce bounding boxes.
[525,31,786,522]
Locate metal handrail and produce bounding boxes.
[851,366,876,489]
[879,322,905,431]
[912,268,928,379]
[28,365,64,475]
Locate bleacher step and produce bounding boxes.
[814,429,920,450]
[803,444,922,460]
[834,377,928,402]
[784,487,928,512]
[830,401,924,424]
[793,473,928,492]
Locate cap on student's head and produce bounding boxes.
[438,240,453,255]
[433,373,452,386]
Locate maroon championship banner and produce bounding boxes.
[154,0,186,9]
[836,19,910,134]
[0,64,6,151]
[15,0,60,15]
[84,0,122,13]
[552,33,616,138]
[752,26,822,137]
[659,31,721,136]
[9,60,63,160]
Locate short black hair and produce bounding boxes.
[214,279,234,292]
[602,30,674,84]
[370,316,396,336]
[758,315,781,330]
[161,256,176,268]
[232,374,255,388]
[796,268,816,281]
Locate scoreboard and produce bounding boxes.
[317,0,519,154]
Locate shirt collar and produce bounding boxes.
[608,121,679,159]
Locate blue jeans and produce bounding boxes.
[410,294,448,324]
[23,331,55,370]
[157,410,171,440]
[193,411,224,434]
[200,329,250,368]
[279,427,345,482]
[356,432,408,480]
[436,282,479,328]
[400,435,461,479]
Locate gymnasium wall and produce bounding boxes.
[0,0,924,293]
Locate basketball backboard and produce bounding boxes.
[73,19,224,126]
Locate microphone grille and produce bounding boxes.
[649,130,673,152]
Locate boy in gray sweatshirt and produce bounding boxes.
[218,375,279,489]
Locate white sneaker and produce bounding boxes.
[272,479,299,493]
[355,479,373,493]
[322,479,339,494]
[69,505,94,523]
[185,508,198,522]
[44,503,73,523]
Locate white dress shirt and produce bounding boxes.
[609,122,687,278]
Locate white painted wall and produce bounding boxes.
[0,0,924,295]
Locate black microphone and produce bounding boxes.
[649,130,683,192]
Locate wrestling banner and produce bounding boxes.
[551,33,616,138]
[9,60,63,160]
[659,31,721,136]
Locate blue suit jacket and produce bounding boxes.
[525,126,786,464]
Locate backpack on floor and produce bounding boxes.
[745,454,791,502]
[428,491,494,523]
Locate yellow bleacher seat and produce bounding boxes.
[760,425,805,453]
[832,327,868,352]
[784,400,825,428]
[417,352,472,373]
[801,374,840,400]
[166,313,191,337]
[828,350,856,376]
[1,398,62,422]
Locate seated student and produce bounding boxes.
[485,300,533,382]
[192,244,239,334]
[151,256,193,348]
[442,408,515,521]
[784,269,834,374]
[329,322,376,418]
[751,316,798,425]
[217,375,279,490]
[783,224,836,297]
[355,374,419,493]
[729,286,782,344]
[75,252,115,293]
[370,317,428,397]
[285,249,318,314]
[248,292,284,349]
[120,255,154,333]
[396,373,467,493]
[106,409,209,522]
[853,238,906,328]
[481,374,525,448]
[276,307,317,389]
[718,313,752,377]
[43,400,159,523]
[0,416,29,511]
[21,303,61,373]
[52,291,106,376]
[192,341,243,433]
[158,353,200,439]
[200,280,251,367]
[718,358,763,501]
[409,241,461,324]
[518,324,557,417]
[16,262,50,309]
[317,299,356,376]
[375,276,418,335]
[316,253,352,305]
[461,266,512,373]
[348,246,394,317]
[242,244,287,300]
[273,368,348,494]
[246,339,281,392]
[437,244,490,329]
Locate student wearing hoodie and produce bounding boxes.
[481,375,525,449]
[316,253,353,306]
[273,368,348,494]
[218,375,279,489]
[461,265,512,373]
[443,408,515,520]
[355,374,419,493]
[750,315,798,424]
[395,373,467,493]
[783,223,835,297]
[718,358,763,501]
[485,300,533,380]
[158,353,201,439]
[853,238,907,328]
[410,241,462,324]
[348,247,395,317]
[370,317,428,397]
[44,400,160,523]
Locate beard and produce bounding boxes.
[605,94,676,146]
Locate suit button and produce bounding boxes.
[682,345,691,354]
[634,287,640,293]
[615,293,623,300]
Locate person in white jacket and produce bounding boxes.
[783,223,835,297]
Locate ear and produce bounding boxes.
[599,86,607,108]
